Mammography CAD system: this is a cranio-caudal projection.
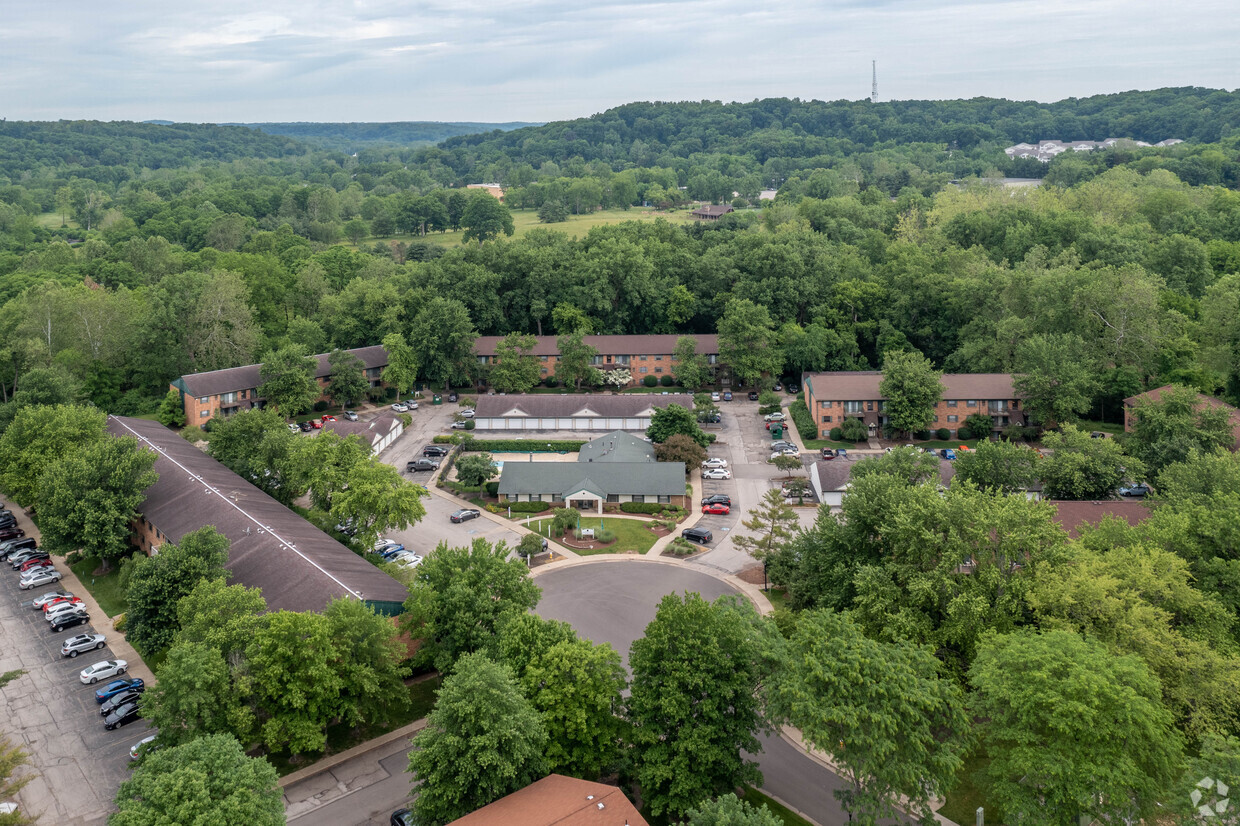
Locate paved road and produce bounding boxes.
[535,562,854,826]
[286,738,415,825]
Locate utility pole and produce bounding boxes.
[871,60,878,103]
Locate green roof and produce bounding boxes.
[577,431,656,464]
[498,461,685,499]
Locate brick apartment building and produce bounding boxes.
[473,334,720,386]
[171,345,388,423]
[1123,385,1240,451]
[802,371,1026,439]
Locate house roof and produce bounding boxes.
[1124,385,1240,448]
[1048,500,1152,539]
[691,204,734,217]
[498,460,686,498]
[472,334,719,358]
[803,371,1020,401]
[578,431,656,464]
[449,775,647,826]
[177,345,388,399]
[473,394,695,419]
[322,414,402,448]
[814,458,856,491]
[107,416,409,613]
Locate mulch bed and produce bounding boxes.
[735,565,767,585]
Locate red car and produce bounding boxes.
[321,414,337,422]
[310,419,324,429]
[19,557,53,574]
[702,503,730,515]
[43,595,83,612]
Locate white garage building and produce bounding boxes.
[472,394,695,431]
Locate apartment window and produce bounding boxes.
[947,415,958,423]
[988,400,1008,413]
[655,367,663,374]
[530,494,542,502]
[606,494,620,503]
[615,355,630,365]
[606,355,613,364]
[947,400,957,407]
[844,401,864,414]
[822,415,832,423]
[540,356,548,362]
[878,401,886,412]
[591,356,603,366]
[477,355,488,364]
[632,495,645,504]
[967,400,978,407]
[638,354,647,360]
[866,401,874,411]
[640,367,648,373]
[820,400,832,409]
[1011,399,1020,409]
[541,368,548,374]
[657,495,671,504]
[655,356,663,361]
[200,410,210,418]
[707,354,718,364]
[199,396,208,404]
[221,392,237,403]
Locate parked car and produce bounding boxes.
[80,660,128,685]
[701,458,729,469]
[681,527,713,544]
[1118,482,1152,498]
[19,557,53,574]
[50,612,89,633]
[392,553,424,569]
[1090,431,1109,439]
[0,537,37,560]
[939,449,957,461]
[787,383,800,394]
[32,591,75,610]
[392,402,409,413]
[103,700,142,730]
[45,603,88,624]
[310,419,324,429]
[391,809,416,826]
[771,440,797,451]
[380,546,410,561]
[19,569,62,590]
[0,525,24,541]
[701,494,731,507]
[10,548,47,568]
[321,414,337,422]
[298,421,314,432]
[458,408,475,418]
[101,690,143,717]
[343,410,359,421]
[423,445,450,457]
[406,459,440,472]
[405,401,419,410]
[335,519,358,537]
[287,423,300,433]
[769,450,799,462]
[450,509,481,523]
[710,392,721,402]
[61,633,106,658]
[722,391,733,401]
[450,420,470,430]
[95,678,144,704]
[447,392,459,403]
[821,448,837,459]
[43,597,83,615]
[748,391,760,401]
[702,468,732,480]
[773,382,783,392]
[702,502,730,515]
[128,734,158,762]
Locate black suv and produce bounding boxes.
[747,391,760,401]
[681,527,713,544]
[406,459,439,472]
[50,612,89,633]
[423,445,450,457]
[0,536,36,561]
[701,494,731,507]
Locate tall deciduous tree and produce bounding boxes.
[125,526,230,656]
[454,453,499,488]
[672,335,710,390]
[969,629,1183,826]
[1013,333,1100,428]
[1040,423,1143,500]
[409,297,477,390]
[381,332,419,396]
[109,734,284,826]
[139,642,252,747]
[327,348,369,407]
[489,333,542,393]
[207,409,309,505]
[733,489,799,561]
[186,271,261,372]
[555,329,600,390]
[409,652,547,825]
[717,299,782,386]
[156,388,186,428]
[629,593,771,819]
[460,192,515,243]
[768,609,970,825]
[953,439,1040,494]
[329,459,428,551]
[878,350,943,436]
[1126,383,1235,474]
[646,403,709,446]
[258,344,319,416]
[0,404,105,507]
[654,432,707,467]
[685,794,782,826]
[36,434,158,566]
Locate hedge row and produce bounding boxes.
[619,502,686,516]
[788,400,818,442]
[501,501,551,513]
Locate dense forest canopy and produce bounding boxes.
[232,121,542,153]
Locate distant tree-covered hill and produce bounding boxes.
[235,121,542,152]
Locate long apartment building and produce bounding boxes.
[802,371,1026,440]
[473,334,720,384]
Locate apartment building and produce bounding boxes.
[802,371,1026,439]
[472,334,720,386]
[1123,385,1240,450]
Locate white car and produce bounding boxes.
[287,423,300,433]
[710,392,721,402]
[61,633,106,658]
[769,449,801,461]
[458,408,475,418]
[31,591,74,609]
[763,412,786,422]
[391,402,409,413]
[702,468,733,480]
[80,659,128,685]
[19,569,61,590]
[129,734,159,762]
[45,602,88,623]
[405,401,419,410]
[701,458,729,469]
[392,552,424,568]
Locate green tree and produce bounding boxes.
[1040,423,1143,500]
[461,192,515,243]
[139,642,252,747]
[297,430,370,512]
[327,348,369,407]
[522,638,627,779]
[156,388,186,428]
[537,199,569,223]
[1170,735,1240,821]
[629,593,771,819]
[455,453,498,487]
[849,445,940,485]
[491,612,578,681]
[953,439,1040,494]
[207,409,308,505]
[343,217,369,246]
[768,609,971,825]
[489,333,542,393]
[961,411,994,439]
[878,350,943,436]
[257,344,319,416]
[673,335,711,389]
[381,332,420,397]
[330,459,428,551]
[653,432,707,467]
[175,580,268,665]
[516,532,544,561]
[0,366,84,432]
[717,299,782,386]
[36,434,158,566]
[125,526,230,656]
[109,734,283,826]
[555,329,600,390]
[646,404,709,447]
[769,453,802,477]
[0,736,35,826]
[1126,384,1235,474]
[322,597,412,731]
[969,629,1183,826]
[732,489,799,561]
[0,404,106,507]
[409,297,477,390]
[684,793,782,826]
[402,538,542,673]
[1013,333,1100,428]
[409,652,547,825]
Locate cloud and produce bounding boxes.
[0,0,1235,123]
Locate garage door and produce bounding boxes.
[624,417,640,430]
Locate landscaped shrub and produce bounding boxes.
[485,481,499,496]
[384,386,398,400]
[957,427,973,440]
[543,376,559,388]
[758,405,782,417]
[503,501,551,513]
[829,427,843,441]
[839,417,869,442]
[432,435,454,444]
[367,387,385,403]
[620,502,666,514]
[758,390,781,407]
[643,375,658,387]
[464,420,476,430]
[936,428,951,440]
[313,400,330,412]
[915,430,932,441]
[660,375,676,387]
[788,400,817,442]
[200,417,219,432]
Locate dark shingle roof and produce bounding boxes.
[178,345,387,398]
[322,414,401,449]
[107,416,408,612]
[803,371,1020,401]
[472,335,719,358]
[1048,499,1152,539]
[474,394,694,419]
[498,461,686,499]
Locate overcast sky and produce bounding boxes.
[2,0,1236,124]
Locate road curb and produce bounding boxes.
[279,717,427,789]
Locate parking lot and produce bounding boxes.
[0,557,152,824]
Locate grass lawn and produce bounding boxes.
[741,786,817,826]
[35,212,77,229]
[940,752,1002,825]
[68,557,128,617]
[763,588,789,607]
[802,439,854,450]
[567,516,659,556]
[265,676,441,777]
[917,438,985,450]
[1078,419,1124,435]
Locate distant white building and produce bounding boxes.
[1005,137,1182,163]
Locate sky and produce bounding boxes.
[2,0,1236,124]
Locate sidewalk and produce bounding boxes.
[0,496,156,687]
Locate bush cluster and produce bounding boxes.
[643,375,658,387]
[660,375,676,387]
[501,501,551,513]
[788,400,817,442]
